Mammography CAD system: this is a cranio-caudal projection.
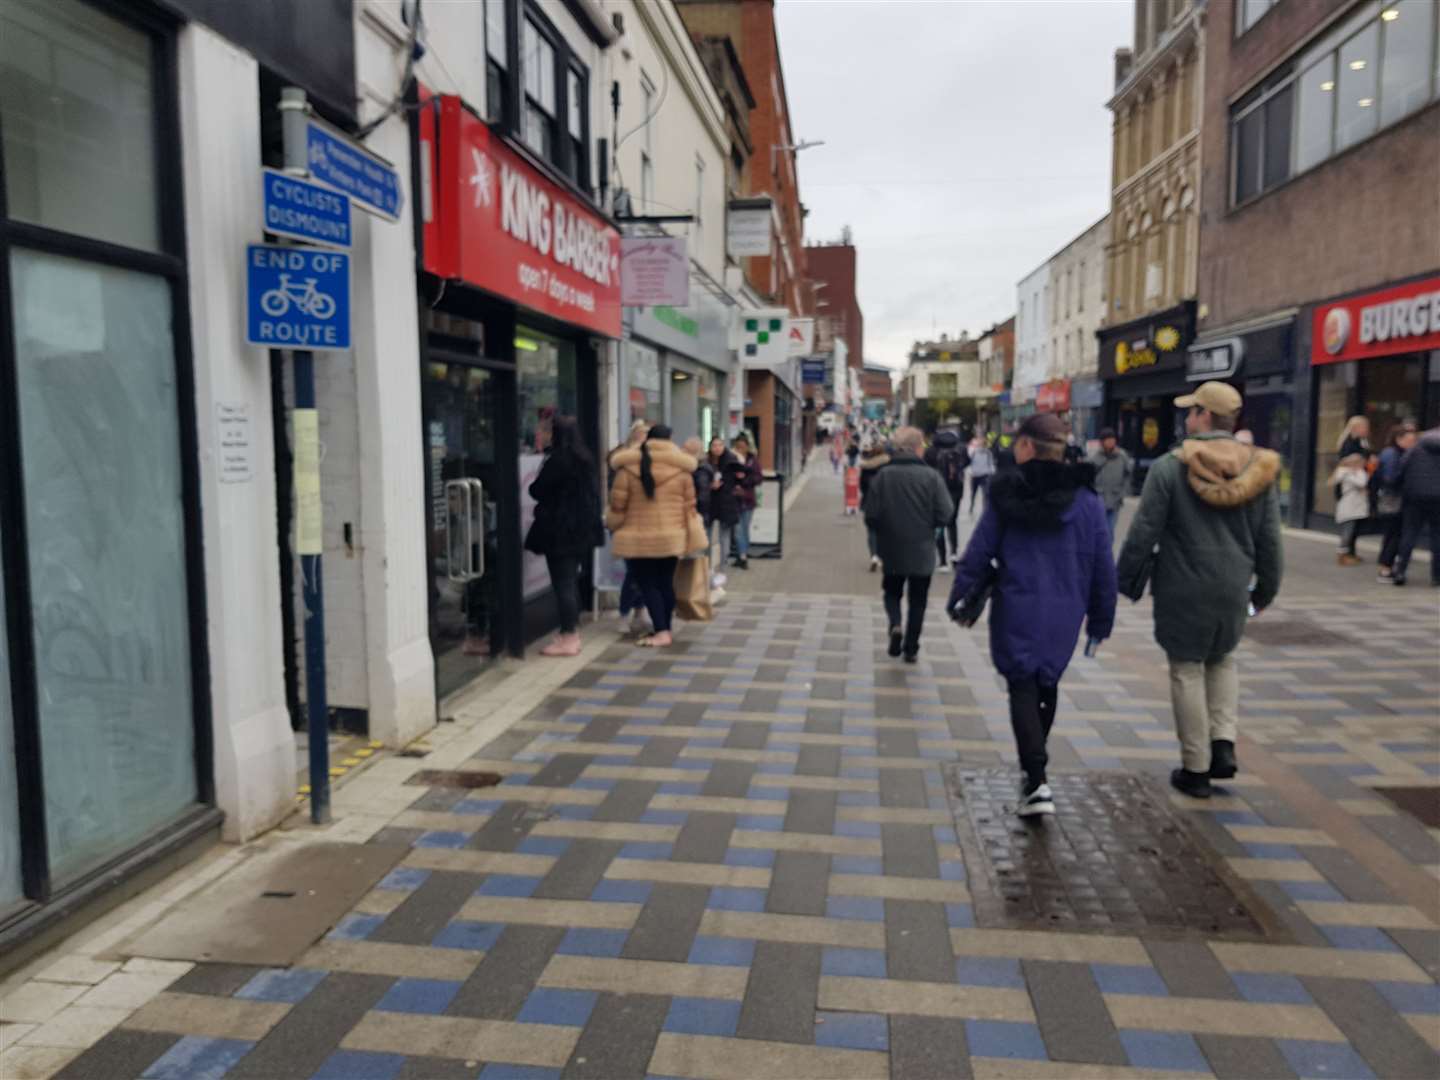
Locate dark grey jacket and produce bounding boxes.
[1400,428,1440,502]
[1088,448,1134,512]
[864,454,954,577]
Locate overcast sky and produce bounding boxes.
[775,0,1133,370]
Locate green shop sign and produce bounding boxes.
[652,305,699,338]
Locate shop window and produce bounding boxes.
[1336,21,1380,151]
[0,525,18,908]
[1379,0,1434,127]
[485,0,509,125]
[1237,0,1280,37]
[0,0,159,251]
[627,343,662,425]
[1233,1,1439,207]
[11,248,198,885]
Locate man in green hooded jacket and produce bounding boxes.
[1116,382,1283,799]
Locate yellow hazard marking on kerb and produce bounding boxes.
[342,757,362,767]
[329,767,347,778]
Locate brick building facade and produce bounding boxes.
[1194,0,1440,527]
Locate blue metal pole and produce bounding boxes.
[293,349,330,825]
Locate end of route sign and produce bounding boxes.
[247,244,351,350]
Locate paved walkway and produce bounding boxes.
[3,462,1439,1079]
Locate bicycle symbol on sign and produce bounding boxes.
[260,275,337,320]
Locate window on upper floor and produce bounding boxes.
[1237,0,1281,37]
[694,155,706,249]
[1231,1,1438,208]
[484,1,592,195]
[1078,261,1086,311]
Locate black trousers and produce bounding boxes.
[1007,677,1059,784]
[882,574,931,656]
[546,552,582,634]
[1395,498,1440,583]
[969,475,990,514]
[935,493,962,563]
[1378,513,1402,568]
[629,557,678,632]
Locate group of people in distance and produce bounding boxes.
[1329,414,1440,586]
[862,381,1283,816]
[523,416,761,656]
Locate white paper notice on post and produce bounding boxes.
[293,408,323,555]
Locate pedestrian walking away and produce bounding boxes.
[1088,426,1133,540]
[526,416,604,657]
[924,427,970,567]
[859,439,891,571]
[864,426,954,663]
[967,436,995,516]
[1390,422,1440,587]
[609,420,652,636]
[1375,420,1417,581]
[948,412,1116,817]
[1116,381,1283,799]
[729,434,762,569]
[846,437,861,470]
[607,425,700,648]
[1329,452,1369,566]
[704,436,741,587]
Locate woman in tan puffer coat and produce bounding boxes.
[607,425,699,646]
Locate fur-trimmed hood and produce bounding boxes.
[860,450,891,471]
[989,459,1098,530]
[1179,435,1281,508]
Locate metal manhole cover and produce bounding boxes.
[1373,786,1440,828]
[944,767,1274,941]
[405,769,503,789]
[1243,619,1354,648]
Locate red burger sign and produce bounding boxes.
[1312,275,1440,366]
[420,93,621,338]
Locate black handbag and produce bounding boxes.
[951,525,1004,628]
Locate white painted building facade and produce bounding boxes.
[1014,263,1051,395]
[1047,216,1109,381]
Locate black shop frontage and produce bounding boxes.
[1099,302,1196,489]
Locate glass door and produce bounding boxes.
[424,359,503,698]
[1,518,20,912]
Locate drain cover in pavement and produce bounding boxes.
[1243,619,1354,648]
[944,767,1270,940]
[1373,786,1440,828]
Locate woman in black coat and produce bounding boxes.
[706,437,742,571]
[526,416,602,656]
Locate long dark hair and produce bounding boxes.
[548,415,592,467]
[641,424,672,498]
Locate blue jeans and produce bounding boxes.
[736,508,753,557]
[1105,507,1119,540]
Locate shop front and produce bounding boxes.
[1298,274,1440,527]
[1000,384,1037,430]
[1070,376,1105,446]
[1187,315,1297,519]
[624,298,731,447]
[419,95,619,693]
[1099,302,1196,488]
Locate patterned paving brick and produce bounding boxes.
[736,941,822,1045]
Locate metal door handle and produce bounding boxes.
[466,478,485,580]
[445,479,469,582]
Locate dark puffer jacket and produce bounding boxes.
[948,459,1116,684]
[924,429,970,497]
[1400,427,1440,501]
[863,454,954,577]
[525,449,603,557]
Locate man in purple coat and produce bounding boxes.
[947,413,1117,817]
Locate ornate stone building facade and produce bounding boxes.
[1104,0,1205,328]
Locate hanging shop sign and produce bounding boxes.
[735,308,790,365]
[1036,380,1071,413]
[620,236,689,307]
[727,197,773,258]
[1311,274,1440,366]
[787,318,815,357]
[801,358,827,384]
[421,94,621,338]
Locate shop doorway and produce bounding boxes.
[423,356,511,698]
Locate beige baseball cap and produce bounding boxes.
[1174,381,1242,417]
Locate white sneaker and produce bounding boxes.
[1017,782,1055,817]
[869,556,881,572]
[937,563,951,573]
[711,572,728,589]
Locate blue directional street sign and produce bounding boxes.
[247,244,351,350]
[263,167,352,248]
[306,118,401,220]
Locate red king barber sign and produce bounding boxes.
[421,94,621,338]
[1312,274,1440,366]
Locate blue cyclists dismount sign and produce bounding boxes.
[262,167,352,248]
[306,118,401,220]
[247,244,351,350]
